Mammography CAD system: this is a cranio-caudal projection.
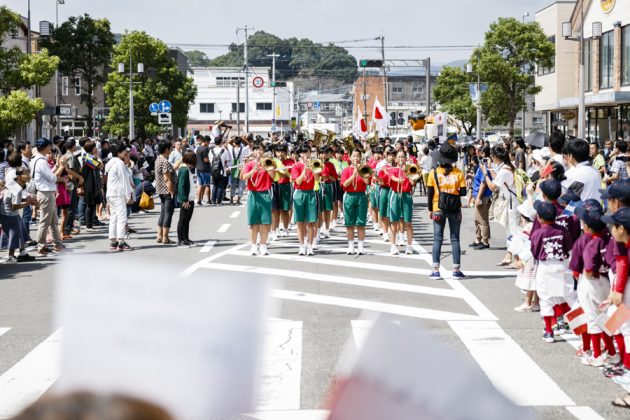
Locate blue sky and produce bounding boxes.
[5,0,556,65]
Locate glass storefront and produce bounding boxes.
[585,105,630,143]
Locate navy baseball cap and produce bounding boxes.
[575,199,606,231]
[558,190,581,206]
[534,200,557,222]
[600,180,630,200]
[539,179,562,201]
[35,137,51,149]
[602,207,630,228]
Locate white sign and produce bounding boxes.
[158,112,172,125]
[329,316,532,420]
[53,258,272,420]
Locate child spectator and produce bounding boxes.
[0,168,37,262]
[513,202,539,312]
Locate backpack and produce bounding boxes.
[210,148,224,178]
[513,168,530,204]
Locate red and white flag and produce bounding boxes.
[355,107,368,136]
[564,307,588,335]
[372,97,390,135]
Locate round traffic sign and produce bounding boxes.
[149,102,159,113]
[252,77,264,88]
[158,100,172,113]
[307,102,313,110]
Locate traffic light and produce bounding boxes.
[359,59,384,68]
[390,112,397,126]
[271,81,287,87]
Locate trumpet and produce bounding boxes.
[357,164,374,180]
[262,158,277,171]
[310,159,324,174]
[404,163,421,181]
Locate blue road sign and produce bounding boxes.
[158,100,172,113]
[313,101,320,110]
[149,102,159,113]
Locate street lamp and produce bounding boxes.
[563,5,602,140]
[523,12,530,23]
[118,54,144,140]
[467,61,483,141]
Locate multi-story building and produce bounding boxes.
[298,91,353,134]
[187,67,295,136]
[536,0,630,142]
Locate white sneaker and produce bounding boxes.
[307,245,315,256]
[270,232,278,241]
[374,226,380,233]
[346,246,355,255]
[357,246,366,255]
[405,246,413,255]
[606,353,621,365]
[613,370,630,385]
[396,234,404,246]
[250,245,259,256]
[514,303,534,313]
[259,245,269,256]
[382,233,389,242]
[331,220,337,229]
[390,245,399,255]
[298,246,306,256]
[581,354,607,367]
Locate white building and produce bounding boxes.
[187,67,295,136]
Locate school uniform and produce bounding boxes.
[243,161,273,225]
[340,167,368,227]
[387,167,413,223]
[531,223,574,318]
[291,162,317,223]
[277,159,294,212]
[321,161,337,212]
[575,233,611,334]
[377,164,392,219]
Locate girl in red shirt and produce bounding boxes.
[340,149,369,255]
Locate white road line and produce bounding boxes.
[199,240,217,253]
[0,328,10,338]
[180,243,250,277]
[448,321,574,406]
[272,289,482,321]
[0,329,62,419]
[565,406,606,420]
[230,211,241,219]
[257,320,303,411]
[217,223,231,233]
[200,262,463,299]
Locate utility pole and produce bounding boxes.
[236,81,241,135]
[425,57,431,115]
[236,25,253,133]
[363,66,368,130]
[55,1,65,113]
[267,52,280,132]
[378,36,388,115]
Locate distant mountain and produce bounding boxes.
[440,59,468,69]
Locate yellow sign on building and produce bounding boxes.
[601,0,616,14]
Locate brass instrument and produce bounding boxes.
[326,131,336,146]
[357,164,374,181]
[310,159,324,174]
[263,158,277,171]
[366,130,379,147]
[343,134,355,152]
[312,129,328,148]
[405,163,421,181]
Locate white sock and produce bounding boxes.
[358,241,364,249]
[348,241,354,248]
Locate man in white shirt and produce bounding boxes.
[227,137,250,204]
[168,138,183,171]
[210,137,233,205]
[105,142,134,251]
[30,138,64,255]
[562,139,602,202]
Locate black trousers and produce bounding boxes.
[158,194,175,228]
[211,176,228,204]
[177,202,195,242]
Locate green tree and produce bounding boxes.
[0,6,58,139]
[104,31,197,138]
[184,50,210,67]
[40,14,115,136]
[433,66,477,135]
[208,31,357,83]
[473,17,554,134]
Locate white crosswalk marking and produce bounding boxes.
[0,328,10,338]
[0,329,62,419]
[218,223,231,232]
[199,240,216,253]
[230,211,241,218]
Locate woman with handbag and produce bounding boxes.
[480,145,519,267]
[426,143,467,280]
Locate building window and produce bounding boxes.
[538,36,556,76]
[600,31,614,89]
[216,77,245,88]
[73,77,81,96]
[256,103,272,111]
[61,76,68,96]
[199,103,215,113]
[584,38,592,91]
[412,87,422,94]
[623,25,630,85]
[231,102,245,113]
[392,87,403,94]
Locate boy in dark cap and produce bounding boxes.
[532,179,580,244]
[531,200,573,343]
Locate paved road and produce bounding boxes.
[0,194,628,420]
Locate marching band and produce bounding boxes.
[238,131,421,256]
